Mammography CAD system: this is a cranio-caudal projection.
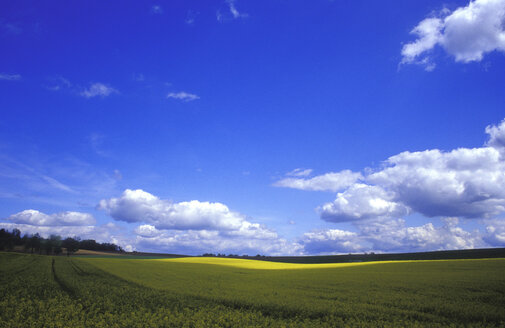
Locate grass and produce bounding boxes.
[1,252,505,327]
[73,249,124,256]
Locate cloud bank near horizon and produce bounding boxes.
[2,119,505,256]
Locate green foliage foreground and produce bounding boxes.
[1,253,504,327]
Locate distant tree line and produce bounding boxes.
[0,228,123,256]
[202,253,266,258]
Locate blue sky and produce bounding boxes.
[1,0,505,255]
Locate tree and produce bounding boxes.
[43,239,53,255]
[30,233,42,254]
[0,229,9,251]
[62,237,79,256]
[12,228,22,246]
[49,235,62,255]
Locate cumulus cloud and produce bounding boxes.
[98,189,255,230]
[486,118,505,149]
[166,91,199,102]
[7,209,95,226]
[402,0,505,68]
[368,146,505,219]
[80,83,118,98]
[297,119,505,222]
[0,73,21,81]
[319,184,410,223]
[98,189,298,255]
[483,218,505,246]
[274,170,362,192]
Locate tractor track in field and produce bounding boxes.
[51,258,77,298]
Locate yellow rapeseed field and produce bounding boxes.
[158,256,500,270]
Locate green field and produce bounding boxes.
[1,253,504,327]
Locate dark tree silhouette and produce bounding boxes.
[0,229,122,255]
[62,237,80,256]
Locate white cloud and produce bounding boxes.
[483,218,505,246]
[80,83,118,98]
[6,209,95,226]
[299,229,362,255]
[357,217,484,252]
[368,146,505,219]
[299,217,488,255]
[402,0,505,67]
[299,119,505,222]
[99,189,277,239]
[134,224,159,237]
[486,118,505,149]
[319,184,410,223]
[99,189,300,255]
[98,189,254,230]
[274,170,362,192]
[401,18,443,65]
[134,225,297,256]
[166,91,200,102]
[0,73,21,81]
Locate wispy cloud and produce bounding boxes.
[0,155,74,193]
[80,83,118,98]
[0,73,21,81]
[286,168,313,177]
[274,170,363,192]
[3,23,22,35]
[167,91,200,102]
[227,0,246,19]
[88,133,110,157]
[44,76,72,91]
[151,5,163,14]
[217,0,248,22]
[132,73,145,82]
[185,11,197,25]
